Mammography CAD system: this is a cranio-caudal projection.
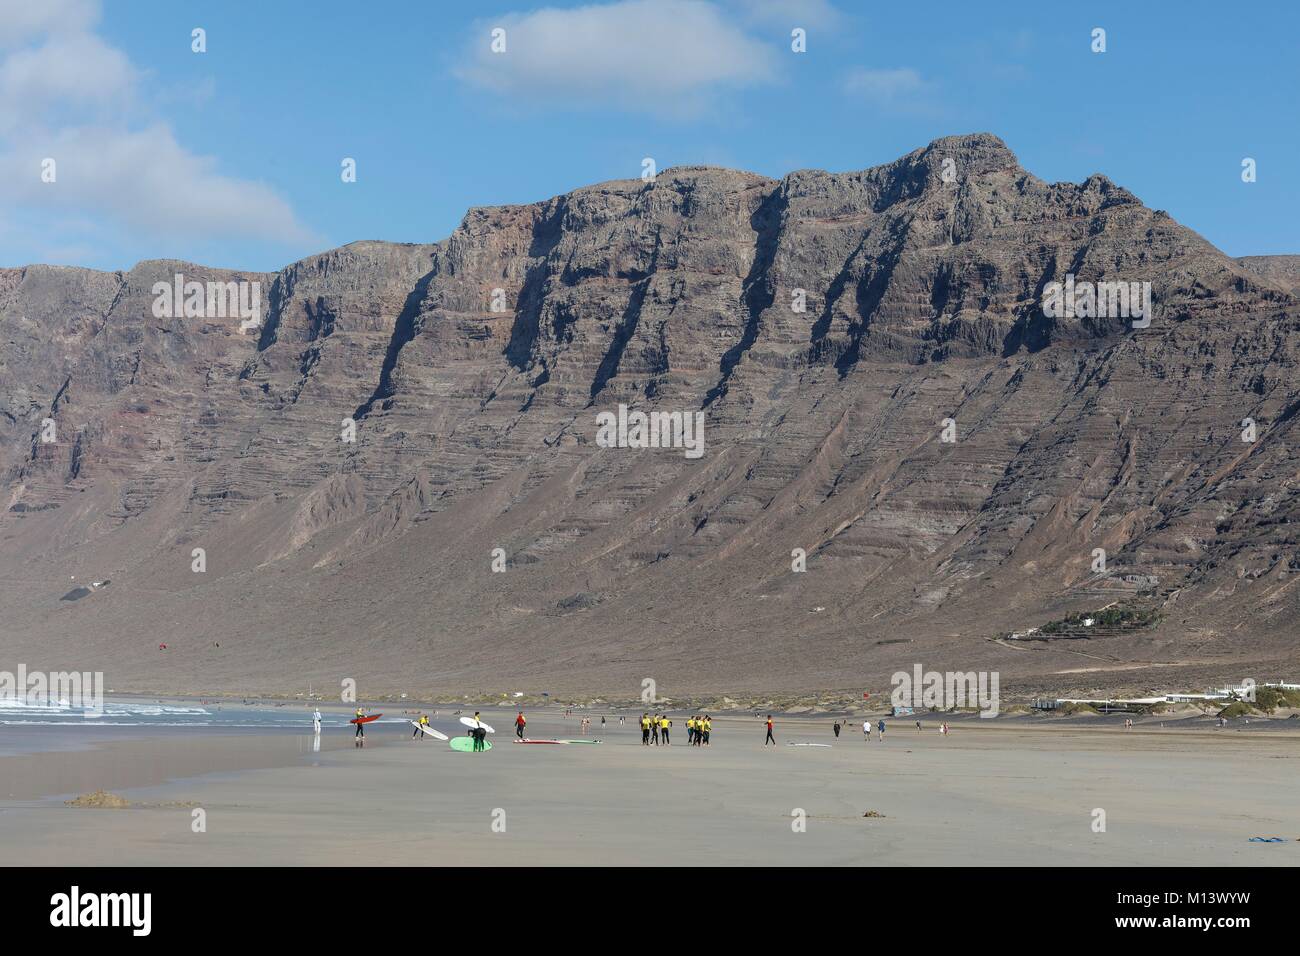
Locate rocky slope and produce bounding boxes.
[2,133,1297,700]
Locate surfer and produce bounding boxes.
[413,714,430,739]
[764,715,775,746]
[313,709,322,735]
[355,707,367,739]
[833,721,841,739]
[515,711,527,739]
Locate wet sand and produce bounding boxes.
[2,712,1297,866]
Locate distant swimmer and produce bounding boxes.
[515,711,527,739]
[764,715,775,746]
[833,721,841,739]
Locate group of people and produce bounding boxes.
[640,713,672,744]
[637,713,715,746]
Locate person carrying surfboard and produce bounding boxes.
[515,711,526,740]
[355,707,367,739]
[412,714,430,739]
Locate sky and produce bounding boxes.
[4,0,1297,272]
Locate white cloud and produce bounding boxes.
[0,31,137,131]
[733,0,843,31]
[0,0,314,259]
[0,0,99,49]
[455,0,779,116]
[3,125,310,243]
[842,67,935,109]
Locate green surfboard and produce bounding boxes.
[450,736,492,752]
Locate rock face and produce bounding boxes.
[2,133,1298,699]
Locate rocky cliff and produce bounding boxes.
[2,133,1297,699]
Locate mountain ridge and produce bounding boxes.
[2,132,1297,700]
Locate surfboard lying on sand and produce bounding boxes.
[449,736,492,752]
[558,739,601,744]
[513,738,565,744]
[459,716,496,733]
[349,714,382,724]
[787,742,831,747]
[410,721,449,740]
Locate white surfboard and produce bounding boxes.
[787,742,832,748]
[459,716,496,734]
[411,720,449,741]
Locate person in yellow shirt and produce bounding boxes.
[412,713,430,740]
[686,716,696,745]
[660,714,671,745]
[640,713,651,746]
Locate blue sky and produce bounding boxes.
[5,0,1297,272]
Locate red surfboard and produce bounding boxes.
[349,714,382,724]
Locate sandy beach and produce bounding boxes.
[2,706,1297,866]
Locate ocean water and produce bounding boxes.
[0,696,407,730]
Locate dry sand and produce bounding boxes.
[2,712,1297,866]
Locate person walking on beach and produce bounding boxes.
[660,714,671,745]
[601,715,606,733]
[313,708,322,735]
[355,707,367,740]
[833,721,841,739]
[915,719,922,732]
[641,713,651,745]
[863,719,870,741]
[651,714,660,745]
[515,711,527,740]
[878,719,886,741]
[702,715,712,746]
[764,715,775,746]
